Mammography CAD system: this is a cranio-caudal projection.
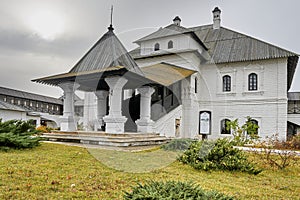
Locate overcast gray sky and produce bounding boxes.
[0,0,299,98]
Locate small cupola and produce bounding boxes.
[212,7,221,29]
[173,16,181,26]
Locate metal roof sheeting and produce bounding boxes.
[134,24,190,43]
[0,86,62,105]
[142,62,196,86]
[69,28,143,76]
[190,25,298,64]
[33,66,125,86]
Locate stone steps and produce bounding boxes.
[42,131,170,148]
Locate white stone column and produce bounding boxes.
[94,90,108,131]
[59,82,80,132]
[136,86,155,133]
[103,76,128,133]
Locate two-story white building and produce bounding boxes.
[128,7,299,141]
[34,7,299,141]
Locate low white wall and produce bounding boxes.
[153,105,182,138]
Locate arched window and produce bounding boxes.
[195,77,198,93]
[168,40,173,49]
[249,119,259,135]
[248,73,258,91]
[154,43,160,51]
[220,119,231,134]
[222,75,231,92]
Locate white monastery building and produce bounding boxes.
[33,7,300,141]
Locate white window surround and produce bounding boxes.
[219,116,234,135]
[216,68,237,96]
[242,64,264,95]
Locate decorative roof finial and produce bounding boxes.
[108,5,114,31]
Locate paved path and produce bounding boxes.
[235,146,300,156]
[42,141,160,152]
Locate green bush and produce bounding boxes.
[161,138,195,151]
[0,119,40,150]
[226,117,260,146]
[123,180,234,200]
[178,138,262,175]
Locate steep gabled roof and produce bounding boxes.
[190,25,298,64]
[69,26,143,76]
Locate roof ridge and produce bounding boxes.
[134,23,191,43]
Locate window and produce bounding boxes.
[246,118,259,135]
[249,119,259,135]
[222,75,231,92]
[248,73,258,91]
[195,77,198,93]
[220,119,231,134]
[168,40,173,49]
[154,43,160,51]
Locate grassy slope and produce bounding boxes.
[0,143,299,200]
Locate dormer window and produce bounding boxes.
[154,43,160,51]
[168,40,173,49]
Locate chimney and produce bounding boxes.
[212,7,221,29]
[173,16,181,26]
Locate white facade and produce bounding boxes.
[131,22,295,141]
[0,108,41,127]
[78,9,298,141]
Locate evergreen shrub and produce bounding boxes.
[178,138,262,174]
[0,119,40,150]
[161,138,195,151]
[123,180,234,200]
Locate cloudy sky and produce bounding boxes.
[0,0,300,98]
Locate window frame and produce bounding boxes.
[222,75,231,92]
[154,43,160,51]
[248,73,258,91]
[168,40,173,49]
[220,119,231,134]
[195,77,198,93]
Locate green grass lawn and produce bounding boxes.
[0,143,299,199]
